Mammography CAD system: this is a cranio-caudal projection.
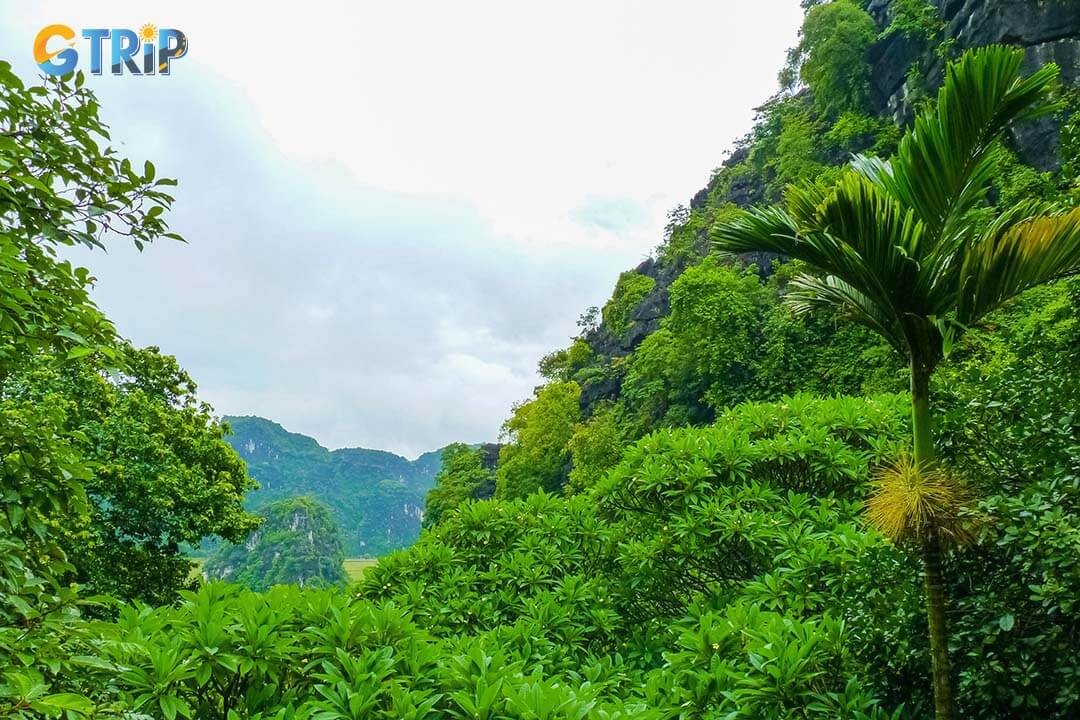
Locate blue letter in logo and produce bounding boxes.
[82,28,109,75]
[157,29,188,75]
[111,28,140,74]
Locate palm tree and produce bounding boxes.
[713,45,1080,720]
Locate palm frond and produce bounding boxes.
[713,46,1065,370]
[719,173,924,328]
[854,46,1059,249]
[957,206,1080,324]
[787,274,908,353]
[812,172,925,307]
[783,179,831,227]
[712,205,805,257]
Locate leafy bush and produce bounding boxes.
[423,443,497,527]
[4,345,257,605]
[566,402,633,492]
[5,10,1080,720]
[792,0,878,116]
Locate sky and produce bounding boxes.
[2,1,805,457]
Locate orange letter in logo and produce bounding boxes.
[34,24,78,76]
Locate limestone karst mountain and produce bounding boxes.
[222,415,447,556]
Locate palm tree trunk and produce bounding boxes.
[911,363,935,468]
[911,361,957,720]
[922,524,955,720]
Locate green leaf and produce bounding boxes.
[33,693,94,716]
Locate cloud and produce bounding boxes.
[0,1,805,457]
[572,196,652,234]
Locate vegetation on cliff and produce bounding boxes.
[204,497,347,591]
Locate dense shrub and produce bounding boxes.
[423,443,497,528]
[4,6,1080,719]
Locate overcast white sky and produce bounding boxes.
[2,1,804,457]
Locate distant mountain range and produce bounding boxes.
[222,416,446,556]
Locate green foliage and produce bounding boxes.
[717,46,1079,720]
[5,11,1080,720]
[824,111,903,157]
[204,497,347,591]
[773,110,832,191]
[753,260,906,397]
[0,64,177,371]
[0,61,181,714]
[927,279,1080,716]
[659,604,901,719]
[424,444,496,527]
[601,272,655,340]
[566,402,632,492]
[950,475,1080,714]
[793,0,879,116]
[538,339,594,383]
[599,394,909,619]
[5,381,1080,719]
[4,345,258,605]
[1060,90,1080,195]
[623,259,765,423]
[619,257,902,429]
[54,582,658,720]
[717,46,1076,384]
[362,395,916,718]
[496,382,581,499]
[752,97,839,200]
[881,0,945,44]
[656,204,696,262]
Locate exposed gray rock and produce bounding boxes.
[870,0,1080,166]
[869,33,924,112]
[943,0,1080,48]
[578,374,623,417]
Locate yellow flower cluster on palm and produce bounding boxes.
[866,456,973,546]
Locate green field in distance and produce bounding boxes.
[343,558,378,581]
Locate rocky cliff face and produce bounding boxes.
[868,0,1080,169]
[576,0,1080,417]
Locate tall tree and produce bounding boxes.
[0,62,180,702]
[714,46,1080,720]
[424,443,496,528]
[496,381,581,499]
[4,345,259,604]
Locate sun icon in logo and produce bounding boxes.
[138,23,158,43]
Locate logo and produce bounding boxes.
[34,24,188,77]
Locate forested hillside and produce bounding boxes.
[203,497,348,590]
[454,0,1080,504]
[2,1,1080,719]
[222,416,444,556]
